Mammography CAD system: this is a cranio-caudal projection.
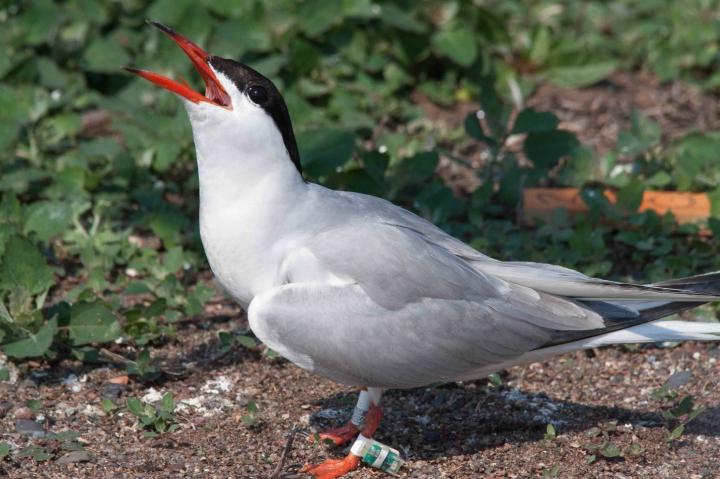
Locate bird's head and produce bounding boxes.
[127,21,301,175]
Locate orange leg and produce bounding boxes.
[309,422,359,447]
[303,397,384,479]
[301,454,361,479]
[361,404,382,437]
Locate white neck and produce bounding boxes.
[191,126,307,307]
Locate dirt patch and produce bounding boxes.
[527,71,720,156]
[1,303,719,479]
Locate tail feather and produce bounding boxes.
[651,271,720,295]
[584,320,720,347]
[538,271,720,349]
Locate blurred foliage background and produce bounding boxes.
[2,0,720,362]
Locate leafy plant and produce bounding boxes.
[651,383,705,442]
[17,445,51,462]
[0,442,10,461]
[240,400,261,428]
[126,392,180,437]
[583,420,642,464]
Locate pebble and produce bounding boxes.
[13,406,34,420]
[314,408,344,420]
[0,401,12,418]
[15,419,45,438]
[16,379,37,390]
[666,370,692,389]
[102,383,126,399]
[57,450,92,464]
[141,387,163,403]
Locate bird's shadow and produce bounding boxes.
[308,385,720,461]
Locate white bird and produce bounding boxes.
[128,22,720,479]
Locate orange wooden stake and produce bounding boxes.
[108,375,129,385]
[521,188,711,226]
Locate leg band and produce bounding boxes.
[350,390,371,427]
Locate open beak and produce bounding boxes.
[125,21,232,109]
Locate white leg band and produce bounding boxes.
[350,390,371,427]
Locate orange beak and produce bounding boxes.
[125,21,231,109]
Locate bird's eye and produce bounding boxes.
[247,85,268,105]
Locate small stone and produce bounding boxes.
[15,419,45,438]
[17,379,37,390]
[13,406,34,420]
[666,370,692,390]
[314,408,344,420]
[141,387,163,403]
[54,401,78,417]
[0,401,12,418]
[57,450,92,464]
[79,404,104,417]
[102,383,126,399]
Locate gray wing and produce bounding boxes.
[250,190,718,387]
[250,221,610,387]
[334,191,718,302]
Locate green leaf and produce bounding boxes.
[544,423,557,440]
[627,443,644,456]
[709,188,720,218]
[23,201,73,242]
[3,317,57,358]
[600,441,622,458]
[298,129,356,178]
[83,38,131,73]
[212,19,272,57]
[0,368,9,381]
[0,442,10,460]
[48,430,80,441]
[618,110,661,157]
[0,301,12,323]
[667,424,685,441]
[487,372,502,387]
[524,130,579,170]
[296,0,342,36]
[18,445,50,461]
[126,397,145,417]
[616,180,645,213]
[379,4,427,33]
[434,24,477,67]
[101,398,118,414]
[68,302,121,345]
[546,60,617,88]
[161,392,174,413]
[512,109,559,134]
[670,395,695,417]
[529,27,551,65]
[0,235,55,296]
[236,335,257,349]
[464,112,494,145]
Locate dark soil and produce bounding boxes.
[2,72,720,479]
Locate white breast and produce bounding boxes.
[197,155,309,307]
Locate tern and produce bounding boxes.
[128,22,720,478]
